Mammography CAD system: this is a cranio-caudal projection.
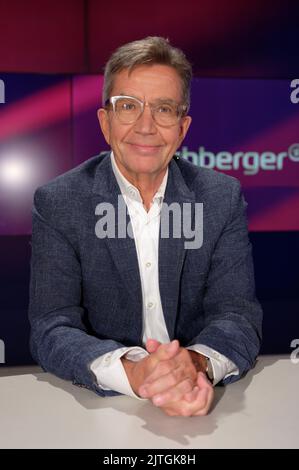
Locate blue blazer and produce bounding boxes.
[29,152,262,396]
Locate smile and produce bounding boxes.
[127,143,163,154]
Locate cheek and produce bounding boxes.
[164,129,182,148]
[111,124,132,144]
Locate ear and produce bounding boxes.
[97,108,111,145]
[178,115,192,146]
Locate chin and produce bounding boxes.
[127,155,164,174]
[134,161,163,175]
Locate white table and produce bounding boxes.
[0,356,298,449]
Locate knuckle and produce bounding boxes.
[182,378,193,393]
[170,368,181,384]
[178,366,187,380]
[160,361,171,375]
[186,377,194,392]
[178,348,187,360]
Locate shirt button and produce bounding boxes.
[147,302,154,309]
[146,262,151,268]
[128,188,136,197]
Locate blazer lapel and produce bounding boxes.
[91,154,143,310]
[159,159,196,340]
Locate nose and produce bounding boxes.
[134,103,157,134]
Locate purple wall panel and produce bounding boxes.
[0,75,73,235]
[1,73,298,234]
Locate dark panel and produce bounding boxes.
[0,0,86,73]
[250,231,299,354]
[0,235,34,365]
[88,0,299,78]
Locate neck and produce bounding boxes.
[131,171,166,211]
[112,156,167,211]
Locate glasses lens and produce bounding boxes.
[114,97,141,123]
[153,102,180,126]
[111,96,184,126]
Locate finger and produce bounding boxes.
[189,377,213,416]
[141,341,180,382]
[196,371,214,394]
[163,408,177,417]
[146,339,161,354]
[143,350,197,387]
[159,374,214,416]
[168,388,209,417]
[184,386,199,403]
[197,370,210,386]
[152,377,194,407]
[142,366,192,398]
[152,339,180,362]
[143,357,179,385]
[193,388,214,416]
[192,375,214,415]
[139,364,183,397]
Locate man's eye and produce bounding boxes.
[157,105,173,114]
[122,102,136,111]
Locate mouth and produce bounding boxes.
[126,143,163,154]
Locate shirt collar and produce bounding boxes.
[110,151,168,203]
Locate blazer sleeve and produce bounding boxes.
[28,186,124,397]
[188,179,263,384]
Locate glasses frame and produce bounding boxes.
[105,95,188,127]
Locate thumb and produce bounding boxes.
[146,338,161,353]
[196,371,210,387]
[154,339,180,361]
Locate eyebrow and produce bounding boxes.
[117,93,179,104]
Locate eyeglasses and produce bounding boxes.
[105,95,188,127]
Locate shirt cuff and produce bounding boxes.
[90,347,149,400]
[187,344,239,385]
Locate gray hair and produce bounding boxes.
[102,36,192,111]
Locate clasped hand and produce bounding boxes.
[122,339,214,417]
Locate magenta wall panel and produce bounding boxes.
[72,74,107,166]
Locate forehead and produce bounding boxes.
[111,64,183,101]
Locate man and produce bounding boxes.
[29,37,262,417]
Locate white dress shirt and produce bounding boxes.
[90,152,239,398]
